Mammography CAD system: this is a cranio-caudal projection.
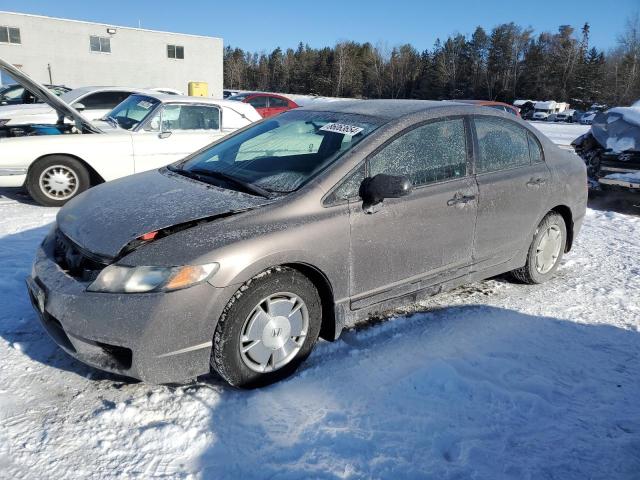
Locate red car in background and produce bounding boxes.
[227,92,298,118]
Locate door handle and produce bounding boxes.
[447,193,476,207]
[526,177,545,187]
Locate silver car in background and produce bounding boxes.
[27,100,587,388]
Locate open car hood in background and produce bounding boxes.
[0,57,101,133]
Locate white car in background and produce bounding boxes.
[0,86,147,129]
[151,87,184,96]
[580,112,597,125]
[0,59,262,206]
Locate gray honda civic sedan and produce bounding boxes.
[27,100,587,388]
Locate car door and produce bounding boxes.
[471,115,552,270]
[74,91,133,121]
[131,103,224,172]
[246,95,269,118]
[345,117,478,309]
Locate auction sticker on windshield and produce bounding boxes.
[137,100,154,109]
[320,123,364,136]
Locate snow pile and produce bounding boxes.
[604,171,640,185]
[1,124,640,478]
[608,106,640,129]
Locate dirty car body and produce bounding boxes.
[27,100,587,385]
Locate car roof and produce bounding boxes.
[236,92,288,98]
[297,99,469,120]
[65,85,149,95]
[452,99,514,108]
[61,86,154,103]
[147,93,257,108]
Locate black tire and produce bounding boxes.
[211,267,322,388]
[511,212,567,284]
[26,155,90,207]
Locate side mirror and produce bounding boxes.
[159,131,172,139]
[74,102,86,111]
[359,173,412,210]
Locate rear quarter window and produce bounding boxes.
[528,132,544,163]
[474,116,530,173]
[269,97,289,108]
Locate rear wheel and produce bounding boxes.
[26,155,90,207]
[511,212,567,284]
[211,267,322,388]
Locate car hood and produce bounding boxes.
[0,103,54,118]
[589,108,640,154]
[0,57,100,133]
[56,169,274,260]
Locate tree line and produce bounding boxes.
[224,15,640,109]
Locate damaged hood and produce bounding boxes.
[0,57,100,133]
[590,107,640,154]
[56,169,273,259]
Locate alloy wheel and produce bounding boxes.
[39,165,79,200]
[239,292,309,373]
[535,224,562,274]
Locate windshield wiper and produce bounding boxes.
[102,115,119,129]
[182,167,273,199]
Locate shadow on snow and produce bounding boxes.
[2,225,640,479]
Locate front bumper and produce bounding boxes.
[26,234,236,384]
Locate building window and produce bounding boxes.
[167,44,184,59]
[90,35,111,53]
[0,26,21,44]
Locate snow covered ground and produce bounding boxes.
[528,121,589,147]
[1,123,639,479]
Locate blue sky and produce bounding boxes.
[3,0,637,52]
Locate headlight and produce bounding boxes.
[87,263,219,293]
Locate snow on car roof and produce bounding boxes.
[298,99,469,120]
[535,101,557,109]
[60,86,152,103]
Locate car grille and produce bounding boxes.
[600,154,640,171]
[54,229,108,281]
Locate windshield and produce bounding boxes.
[106,94,160,130]
[175,110,380,194]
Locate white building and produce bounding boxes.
[0,11,223,97]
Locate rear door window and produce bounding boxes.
[474,116,531,173]
[247,96,269,108]
[79,91,132,110]
[368,118,467,186]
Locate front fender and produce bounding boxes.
[0,133,134,181]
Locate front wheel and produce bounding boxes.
[211,267,322,388]
[26,155,90,207]
[511,212,567,284]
